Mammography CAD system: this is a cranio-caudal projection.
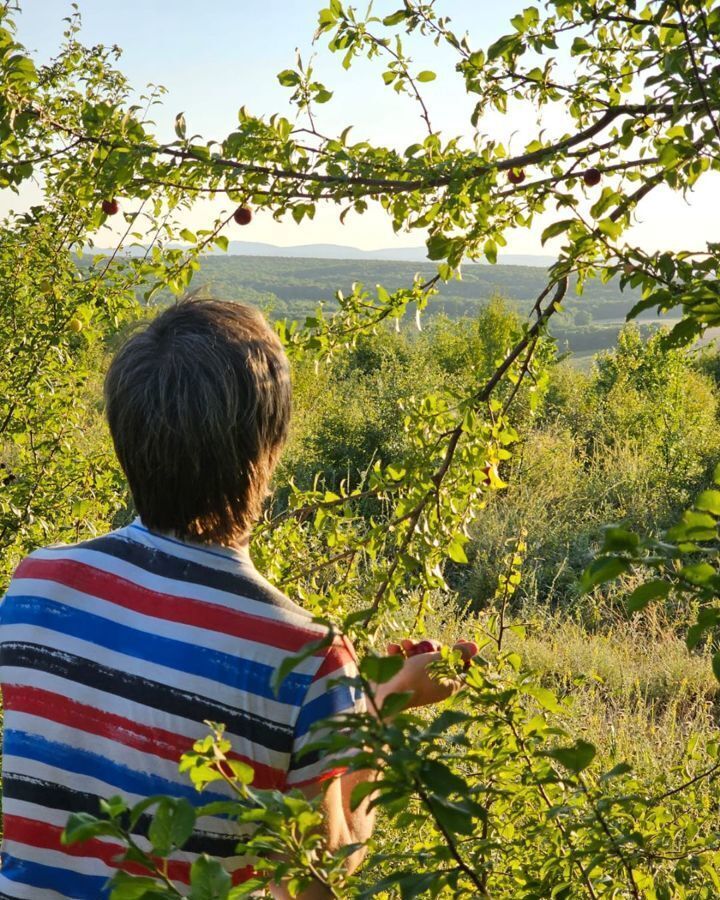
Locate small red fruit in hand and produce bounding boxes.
[413,640,437,655]
[101,198,119,216]
[583,168,601,187]
[508,168,526,185]
[233,206,252,226]
[455,640,479,670]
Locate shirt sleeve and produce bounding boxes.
[284,634,366,788]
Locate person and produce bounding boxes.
[0,298,476,899]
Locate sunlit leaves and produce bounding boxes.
[544,739,596,773]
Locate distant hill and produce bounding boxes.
[179,255,668,357]
[89,240,555,267]
[89,251,674,357]
[182,254,634,314]
[219,242,556,267]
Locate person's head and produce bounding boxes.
[104,298,291,545]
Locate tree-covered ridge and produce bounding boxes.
[173,254,644,317]
[153,253,665,355]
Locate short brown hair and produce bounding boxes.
[104,298,291,544]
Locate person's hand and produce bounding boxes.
[373,638,478,711]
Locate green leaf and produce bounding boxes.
[226,759,254,785]
[524,684,562,713]
[148,798,195,855]
[107,871,168,899]
[343,607,376,629]
[318,8,338,27]
[571,36,591,55]
[188,855,232,900]
[601,527,639,553]
[421,760,467,796]
[174,111,187,140]
[660,317,704,350]
[383,10,408,26]
[272,633,333,695]
[426,233,451,260]
[380,690,413,717]
[360,653,404,684]
[416,70,436,82]
[540,219,574,245]
[277,69,300,87]
[681,562,717,586]
[696,490,720,516]
[427,797,476,835]
[62,813,119,846]
[714,462,720,485]
[349,779,377,811]
[546,739,596,773]
[627,579,671,613]
[713,652,720,685]
[447,537,468,564]
[597,217,623,240]
[686,623,705,650]
[581,557,630,592]
[600,762,632,781]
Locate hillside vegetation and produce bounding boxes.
[150,255,667,355]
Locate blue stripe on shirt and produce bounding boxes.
[1,595,309,705]
[3,729,231,807]
[294,683,358,737]
[0,854,111,899]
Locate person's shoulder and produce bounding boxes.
[9,522,139,575]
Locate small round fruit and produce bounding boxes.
[413,640,437,655]
[233,205,252,226]
[101,198,119,216]
[456,640,479,670]
[68,318,83,333]
[583,168,601,187]
[507,168,526,185]
[623,263,635,276]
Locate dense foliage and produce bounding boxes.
[1,0,720,896]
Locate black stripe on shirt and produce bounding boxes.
[2,773,242,858]
[0,642,293,754]
[70,534,305,617]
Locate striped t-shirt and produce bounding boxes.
[0,519,363,899]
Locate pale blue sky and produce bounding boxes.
[9,1,719,254]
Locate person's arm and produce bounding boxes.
[271,638,477,898]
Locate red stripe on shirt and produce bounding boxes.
[16,556,325,654]
[6,814,255,886]
[4,813,192,884]
[3,684,286,790]
[312,639,356,680]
